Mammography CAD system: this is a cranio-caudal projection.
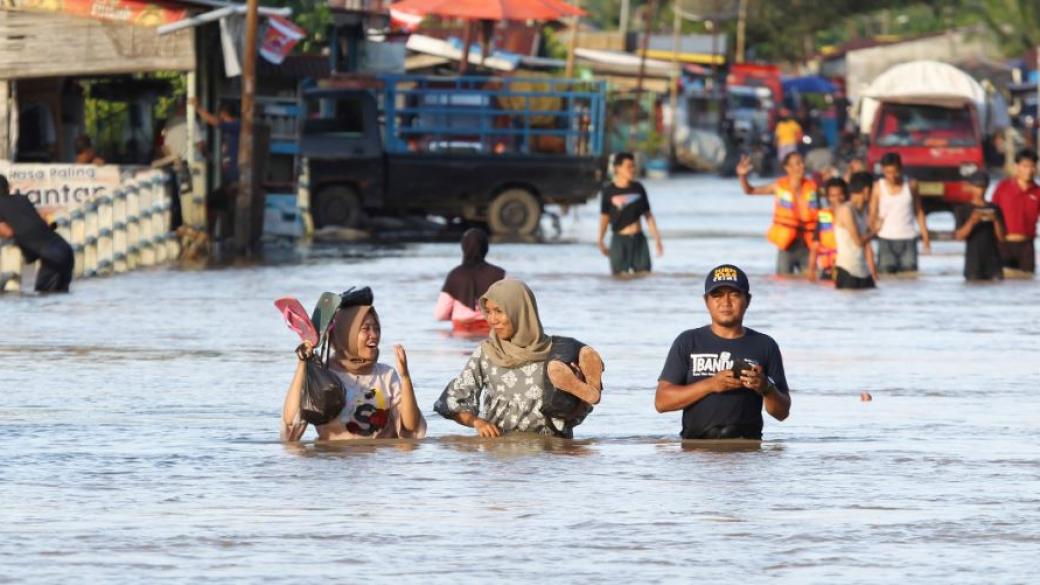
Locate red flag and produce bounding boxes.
[260,16,306,65]
[390,7,423,32]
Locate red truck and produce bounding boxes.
[860,61,991,213]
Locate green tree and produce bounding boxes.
[958,0,1040,56]
[263,0,332,54]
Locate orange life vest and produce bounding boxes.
[815,207,837,270]
[766,176,819,250]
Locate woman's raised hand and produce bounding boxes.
[736,154,754,177]
[394,344,410,378]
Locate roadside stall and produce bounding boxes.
[0,0,197,290]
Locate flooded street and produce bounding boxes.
[2,175,1038,583]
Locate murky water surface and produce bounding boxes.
[2,176,1038,583]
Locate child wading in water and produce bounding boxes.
[834,173,879,289]
[281,304,426,441]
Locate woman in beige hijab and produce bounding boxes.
[434,279,603,438]
[281,304,426,441]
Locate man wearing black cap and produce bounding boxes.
[0,174,74,292]
[655,264,791,440]
[953,171,1005,281]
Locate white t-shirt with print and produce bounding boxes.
[328,362,427,439]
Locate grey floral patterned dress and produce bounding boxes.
[435,345,569,437]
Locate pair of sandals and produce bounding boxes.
[542,337,605,434]
[547,344,604,406]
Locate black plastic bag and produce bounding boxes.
[340,286,373,309]
[299,353,346,426]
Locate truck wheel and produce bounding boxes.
[488,188,540,236]
[315,186,362,228]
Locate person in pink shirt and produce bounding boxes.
[991,149,1040,274]
[281,304,426,441]
[434,228,506,334]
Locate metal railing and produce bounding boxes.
[0,169,178,292]
[380,75,607,157]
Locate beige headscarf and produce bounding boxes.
[330,305,379,375]
[480,279,552,368]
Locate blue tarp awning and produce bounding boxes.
[782,75,836,94]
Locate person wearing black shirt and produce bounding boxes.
[655,264,791,440]
[597,152,664,276]
[954,171,1005,281]
[190,98,240,238]
[0,174,74,292]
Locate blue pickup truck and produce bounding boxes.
[297,74,607,235]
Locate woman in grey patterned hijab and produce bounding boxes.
[434,279,601,438]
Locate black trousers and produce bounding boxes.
[31,236,74,293]
[685,424,762,440]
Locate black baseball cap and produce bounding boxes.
[704,264,750,295]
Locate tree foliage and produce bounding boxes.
[574,0,1040,62]
[264,0,333,54]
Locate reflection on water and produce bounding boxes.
[1,176,1038,583]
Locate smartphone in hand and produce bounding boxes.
[732,357,759,378]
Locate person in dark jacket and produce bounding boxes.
[0,174,74,292]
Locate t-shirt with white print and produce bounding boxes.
[327,362,427,439]
[658,325,789,439]
[599,180,650,232]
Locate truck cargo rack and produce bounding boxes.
[378,74,606,157]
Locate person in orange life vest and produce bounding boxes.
[737,151,820,275]
[435,228,506,335]
[869,152,931,274]
[808,177,848,281]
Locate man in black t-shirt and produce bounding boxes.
[0,174,74,292]
[954,171,1005,281]
[597,152,664,276]
[655,264,791,440]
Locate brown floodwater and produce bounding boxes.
[1,175,1038,583]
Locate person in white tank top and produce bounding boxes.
[869,153,931,274]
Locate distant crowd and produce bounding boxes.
[592,147,1038,286]
[734,147,1038,286]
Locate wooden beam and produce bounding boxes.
[236,0,260,255]
[0,80,9,160]
[0,11,194,79]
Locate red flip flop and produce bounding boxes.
[274,297,319,346]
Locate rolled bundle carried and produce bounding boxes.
[542,336,604,435]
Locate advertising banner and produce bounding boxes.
[0,161,122,216]
[0,0,187,26]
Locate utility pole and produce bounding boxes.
[620,0,631,39]
[1036,45,1040,149]
[565,0,581,77]
[708,19,716,89]
[236,0,260,256]
[736,0,747,64]
[459,19,474,74]
[630,0,656,150]
[668,2,681,161]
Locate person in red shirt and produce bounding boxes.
[991,149,1040,274]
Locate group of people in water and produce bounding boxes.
[736,148,1040,286]
[580,145,1038,287]
[281,226,790,443]
[275,146,1040,445]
